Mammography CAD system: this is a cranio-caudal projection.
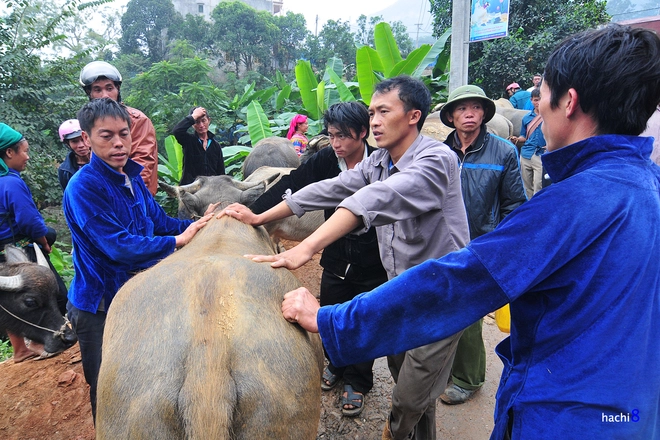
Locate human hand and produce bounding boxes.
[175,213,212,247]
[246,241,315,270]
[192,107,207,122]
[219,203,261,225]
[204,202,221,216]
[281,287,320,333]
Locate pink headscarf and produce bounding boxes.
[287,114,307,140]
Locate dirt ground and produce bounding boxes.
[0,235,507,440]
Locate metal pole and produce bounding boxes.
[449,0,471,93]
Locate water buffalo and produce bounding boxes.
[96,213,323,439]
[0,245,77,357]
[495,107,529,139]
[159,169,325,243]
[242,136,300,178]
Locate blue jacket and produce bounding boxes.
[509,90,533,110]
[318,134,660,439]
[0,169,48,242]
[519,111,546,159]
[64,155,192,313]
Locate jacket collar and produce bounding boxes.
[89,153,143,186]
[542,134,654,183]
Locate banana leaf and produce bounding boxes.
[356,46,385,105]
[389,45,431,78]
[374,22,402,76]
[276,85,292,110]
[246,100,273,145]
[327,68,356,102]
[295,60,320,120]
[316,80,326,114]
[412,29,452,78]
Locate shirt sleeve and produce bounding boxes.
[129,112,158,195]
[318,247,508,367]
[9,179,48,240]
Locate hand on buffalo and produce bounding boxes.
[219,203,261,226]
[246,241,315,270]
[203,202,221,216]
[281,287,320,333]
[175,213,213,248]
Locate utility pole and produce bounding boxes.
[315,14,319,37]
[449,0,470,92]
[415,23,422,48]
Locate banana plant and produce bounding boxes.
[356,23,452,104]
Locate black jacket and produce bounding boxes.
[171,116,225,185]
[58,150,84,191]
[250,144,385,277]
[444,126,526,239]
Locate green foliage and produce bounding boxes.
[221,145,252,178]
[49,242,74,288]
[119,0,183,61]
[158,135,183,183]
[314,20,357,74]
[211,1,279,76]
[1,0,92,207]
[355,23,451,105]
[0,337,12,363]
[246,101,273,145]
[295,60,320,120]
[429,0,610,97]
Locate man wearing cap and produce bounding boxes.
[57,119,91,190]
[439,85,526,405]
[506,82,533,110]
[78,61,159,195]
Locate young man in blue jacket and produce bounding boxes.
[64,98,212,420]
[281,24,660,440]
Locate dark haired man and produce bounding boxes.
[510,87,546,198]
[64,98,212,419]
[79,61,159,194]
[171,106,226,185]
[249,101,387,417]
[282,25,660,439]
[222,75,470,440]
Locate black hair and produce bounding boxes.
[77,98,132,134]
[323,102,370,141]
[373,76,431,131]
[531,88,541,99]
[0,139,26,159]
[544,24,660,135]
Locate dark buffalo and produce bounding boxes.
[96,214,323,439]
[0,245,77,357]
[242,136,300,178]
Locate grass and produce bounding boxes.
[0,338,12,362]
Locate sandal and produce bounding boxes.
[321,366,340,391]
[341,384,365,417]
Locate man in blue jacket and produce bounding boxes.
[64,98,212,420]
[281,24,660,440]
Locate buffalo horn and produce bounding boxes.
[33,244,49,268]
[0,274,23,291]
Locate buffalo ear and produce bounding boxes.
[4,245,29,264]
[239,183,266,206]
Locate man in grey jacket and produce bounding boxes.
[221,75,470,440]
[439,85,526,405]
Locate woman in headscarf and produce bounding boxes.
[0,123,68,362]
[287,114,309,156]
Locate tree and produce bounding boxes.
[272,11,309,73]
[177,14,213,53]
[316,20,356,73]
[119,0,183,62]
[0,0,91,206]
[356,15,413,57]
[429,0,610,97]
[211,1,278,77]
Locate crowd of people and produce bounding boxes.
[1,23,659,440]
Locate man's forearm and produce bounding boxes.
[297,208,360,256]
